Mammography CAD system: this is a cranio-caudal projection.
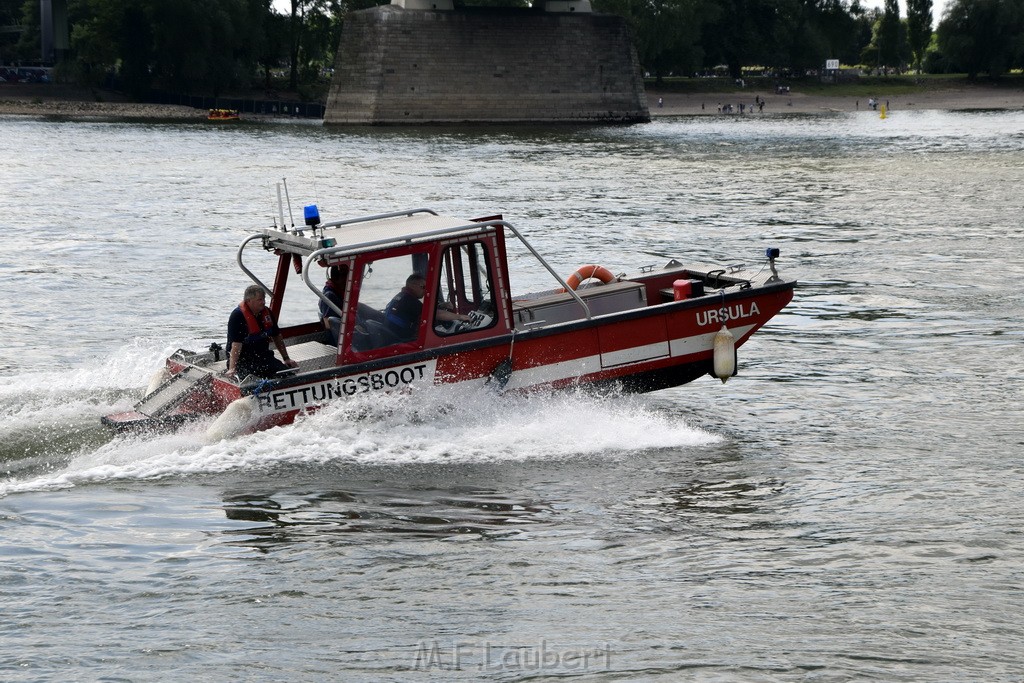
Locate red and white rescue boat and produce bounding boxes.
[102,206,795,438]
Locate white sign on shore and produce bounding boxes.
[825,59,840,70]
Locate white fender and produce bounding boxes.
[145,368,172,396]
[204,397,256,443]
[713,324,736,384]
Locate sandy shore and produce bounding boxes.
[0,83,243,120]
[0,84,206,119]
[649,85,1024,116]
[3,83,1023,119]
[0,98,206,119]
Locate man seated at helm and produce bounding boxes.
[384,273,470,342]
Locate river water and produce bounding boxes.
[1,110,1022,681]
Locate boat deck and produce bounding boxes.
[204,339,339,376]
[512,281,647,328]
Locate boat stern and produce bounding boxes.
[102,352,242,433]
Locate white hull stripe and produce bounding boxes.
[601,341,670,368]
[669,323,755,358]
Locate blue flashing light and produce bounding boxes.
[304,204,321,227]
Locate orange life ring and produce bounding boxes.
[564,264,615,291]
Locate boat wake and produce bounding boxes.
[0,346,722,498]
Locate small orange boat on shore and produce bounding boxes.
[208,108,240,121]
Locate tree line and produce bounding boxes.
[596,0,1024,81]
[1,0,1022,100]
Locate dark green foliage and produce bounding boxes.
[0,0,24,62]
[906,0,932,71]
[12,0,1024,96]
[594,0,708,81]
[119,5,151,97]
[818,0,864,66]
[937,0,1024,77]
[878,0,901,66]
[36,0,343,98]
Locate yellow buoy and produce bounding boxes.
[880,104,887,119]
[713,324,736,383]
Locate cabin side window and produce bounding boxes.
[349,251,430,351]
[434,241,496,336]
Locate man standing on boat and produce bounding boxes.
[226,285,298,380]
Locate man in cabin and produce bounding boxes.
[320,265,348,347]
[320,264,387,348]
[226,285,298,380]
[383,273,428,342]
[383,273,472,343]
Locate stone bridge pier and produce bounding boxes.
[324,1,649,125]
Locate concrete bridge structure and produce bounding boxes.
[324,0,649,125]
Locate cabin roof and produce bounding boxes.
[258,210,495,259]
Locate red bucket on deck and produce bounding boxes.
[673,279,704,301]
[673,279,692,300]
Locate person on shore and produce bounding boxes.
[227,284,298,379]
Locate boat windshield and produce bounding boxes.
[350,250,431,351]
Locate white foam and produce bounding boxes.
[0,339,181,400]
[0,381,720,497]
[0,340,193,438]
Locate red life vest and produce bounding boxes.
[240,301,275,336]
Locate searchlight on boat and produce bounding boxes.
[304,204,320,227]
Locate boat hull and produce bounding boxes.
[106,283,791,436]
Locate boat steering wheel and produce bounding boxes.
[436,308,493,335]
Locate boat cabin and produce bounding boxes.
[242,209,529,375]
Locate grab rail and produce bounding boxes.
[299,218,592,321]
[236,234,274,298]
[318,207,439,230]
